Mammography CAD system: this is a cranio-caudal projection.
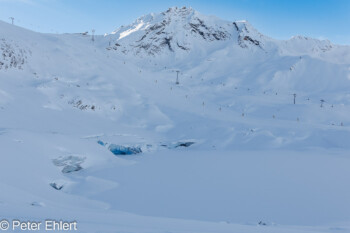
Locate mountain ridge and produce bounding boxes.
[97,7,350,66]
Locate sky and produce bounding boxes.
[0,0,349,45]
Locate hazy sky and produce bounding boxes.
[0,0,349,45]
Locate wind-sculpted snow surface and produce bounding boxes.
[1,7,350,233]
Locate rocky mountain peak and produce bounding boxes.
[108,7,235,55]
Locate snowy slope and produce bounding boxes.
[1,7,350,233]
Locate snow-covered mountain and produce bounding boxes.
[108,7,234,55]
[1,7,350,233]
[106,7,350,62]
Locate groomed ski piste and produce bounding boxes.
[1,6,350,233]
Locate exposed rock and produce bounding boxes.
[50,182,63,190]
[31,201,44,207]
[0,38,28,70]
[161,141,196,149]
[68,98,96,111]
[109,7,231,55]
[52,155,85,174]
[175,142,195,148]
[61,164,82,174]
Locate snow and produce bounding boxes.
[118,20,145,40]
[0,6,350,233]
